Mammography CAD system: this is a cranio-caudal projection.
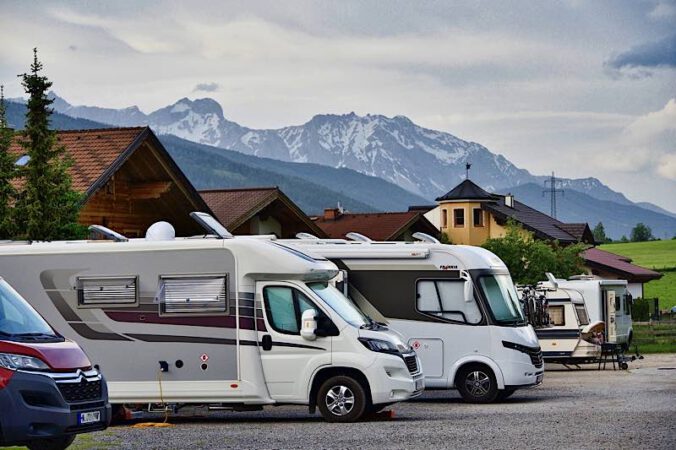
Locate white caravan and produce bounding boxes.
[0,214,423,422]
[283,236,543,403]
[551,276,634,349]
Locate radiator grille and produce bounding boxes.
[57,379,103,403]
[403,354,419,374]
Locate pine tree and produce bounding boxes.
[592,222,609,244]
[0,85,17,238]
[14,49,84,241]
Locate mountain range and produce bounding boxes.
[6,95,676,239]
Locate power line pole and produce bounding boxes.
[543,171,564,219]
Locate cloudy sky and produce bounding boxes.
[1,0,675,210]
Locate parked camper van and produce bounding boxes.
[553,277,633,349]
[283,236,543,403]
[0,214,423,423]
[0,277,110,450]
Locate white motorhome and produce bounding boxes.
[283,236,543,403]
[554,277,633,348]
[0,214,423,422]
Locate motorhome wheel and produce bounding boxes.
[317,376,368,422]
[28,435,76,450]
[456,364,499,403]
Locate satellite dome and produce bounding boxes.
[145,221,176,241]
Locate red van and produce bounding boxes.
[0,277,110,450]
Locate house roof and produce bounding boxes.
[582,247,662,283]
[557,223,594,243]
[314,211,439,241]
[483,197,584,243]
[199,187,326,237]
[436,179,496,202]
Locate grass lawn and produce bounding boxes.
[600,240,676,310]
[633,321,676,353]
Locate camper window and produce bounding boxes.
[77,276,139,307]
[575,305,590,325]
[157,275,228,315]
[264,286,332,335]
[548,305,565,326]
[416,280,482,324]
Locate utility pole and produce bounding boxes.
[543,171,564,219]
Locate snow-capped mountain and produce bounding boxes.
[46,93,632,202]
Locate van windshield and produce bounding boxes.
[479,274,526,326]
[0,280,60,342]
[307,282,369,328]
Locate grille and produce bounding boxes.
[57,379,103,403]
[528,349,544,368]
[403,354,419,374]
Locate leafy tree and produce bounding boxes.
[0,85,17,238]
[482,221,586,285]
[619,235,629,243]
[592,221,610,243]
[440,232,452,244]
[630,223,653,242]
[13,49,85,241]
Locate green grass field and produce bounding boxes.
[600,240,676,310]
[632,321,676,353]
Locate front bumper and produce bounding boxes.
[367,352,425,405]
[0,369,111,446]
[498,358,544,388]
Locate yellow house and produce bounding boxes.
[432,179,594,246]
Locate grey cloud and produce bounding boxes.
[605,33,676,76]
[193,82,220,92]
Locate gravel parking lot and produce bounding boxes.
[76,354,676,450]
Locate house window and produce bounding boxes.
[548,305,565,326]
[77,276,139,308]
[416,279,482,324]
[473,208,484,227]
[441,209,448,228]
[454,208,465,227]
[157,275,228,315]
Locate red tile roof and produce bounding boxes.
[9,127,147,193]
[582,247,662,282]
[200,187,279,229]
[314,211,438,241]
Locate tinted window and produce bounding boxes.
[575,306,589,325]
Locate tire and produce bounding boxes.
[496,389,516,401]
[456,364,499,403]
[317,375,369,423]
[28,435,76,450]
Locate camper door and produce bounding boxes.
[256,281,332,401]
[604,290,618,343]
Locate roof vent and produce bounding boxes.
[145,221,176,241]
[296,232,319,240]
[346,232,372,242]
[412,232,440,244]
[505,194,514,208]
[89,225,128,242]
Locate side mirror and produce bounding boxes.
[300,309,317,341]
[464,280,474,303]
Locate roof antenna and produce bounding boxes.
[465,162,472,180]
[412,232,440,244]
[296,232,319,240]
[346,232,372,242]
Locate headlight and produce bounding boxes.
[0,353,50,371]
[358,338,399,354]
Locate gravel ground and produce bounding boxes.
[76,354,676,450]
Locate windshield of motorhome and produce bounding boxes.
[308,282,369,327]
[479,274,525,324]
[0,279,57,338]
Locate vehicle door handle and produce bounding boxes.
[261,334,273,351]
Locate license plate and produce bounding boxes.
[536,374,543,384]
[78,411,101,425]
[415,379,424,391]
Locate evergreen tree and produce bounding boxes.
[0,85,17,238]
[592,221,609,243]
[630,223,653,242]
[14,49,84,241]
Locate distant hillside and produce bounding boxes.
[504,183,676,240]
[6,100,110,131]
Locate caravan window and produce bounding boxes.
[548,305,565,326]
[77,276,138,307]
[575,306,590,325]
[157,275,228,315]
[263,286,329,335]
[416,280,482,324]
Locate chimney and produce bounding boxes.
[505,194,514,208]
[324,208,341,220]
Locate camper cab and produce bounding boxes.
[0,215,423,423]
[554,277,633,348]
[522,283,602,364]
[283,237,543,403]
[0,277,110,449]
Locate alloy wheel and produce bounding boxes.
[325,385,355,416]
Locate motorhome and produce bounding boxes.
[0,214,423,423]
[0,277,110,449]
[519,283,604,365]
[283,235,543,403]
[554,277,633,349]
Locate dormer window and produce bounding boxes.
[15,155,30,166]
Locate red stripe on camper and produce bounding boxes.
[104,311,267,331]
